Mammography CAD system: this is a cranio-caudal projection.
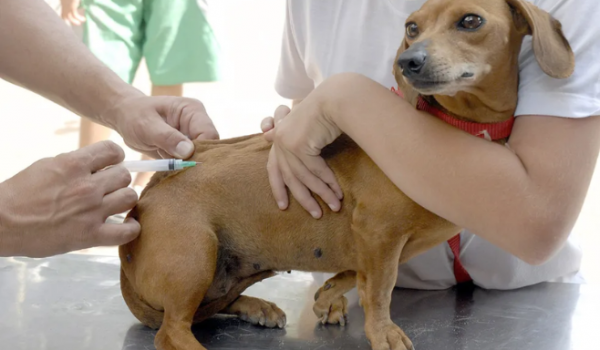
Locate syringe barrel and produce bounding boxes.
[122,159,180,172]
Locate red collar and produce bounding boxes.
[391,87,514,141]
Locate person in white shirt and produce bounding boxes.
[261,0,600,290]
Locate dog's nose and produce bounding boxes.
[397,48,428,76]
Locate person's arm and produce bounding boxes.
[0,0,221,258]
[265,0,600,265]
[0,0,138,127]
[324,73,600,265]
[267,72,600,265]
[0,0,218,159]
[274,0,314,101]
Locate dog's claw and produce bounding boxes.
[320,312,329,325]
[339,315,346,327]
[275,313,287,329]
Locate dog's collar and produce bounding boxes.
[391,87,514,141]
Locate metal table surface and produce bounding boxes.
[0,254,597,350]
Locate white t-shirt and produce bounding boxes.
[275,0,600,290]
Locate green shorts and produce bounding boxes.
[82,0,221,85]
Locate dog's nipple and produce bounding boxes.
[126,254,132,263]
[314,248,323,259]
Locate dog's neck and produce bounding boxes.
[429,40,524,124]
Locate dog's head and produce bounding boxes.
[393,0,574,98]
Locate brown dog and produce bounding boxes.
[119,0,574,349]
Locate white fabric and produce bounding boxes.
[275,0,600,290]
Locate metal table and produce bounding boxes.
[0,254,597,350]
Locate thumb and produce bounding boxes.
[261,117,276,142]
[264,129,276,143]
[146,119,195,159]
[261,117,275,133]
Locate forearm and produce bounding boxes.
[320,73,599,264]
[0,0,142,127]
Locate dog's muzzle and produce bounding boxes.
[397,41,429,78]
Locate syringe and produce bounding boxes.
[121,159,198,172]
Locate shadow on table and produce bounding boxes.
[121,281,581,350]
[392,282,580,350]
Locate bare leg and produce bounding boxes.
[79,118,112,149]
[151,84,183,97]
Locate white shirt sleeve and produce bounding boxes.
[274,1,315,100]
[515,0,600,118]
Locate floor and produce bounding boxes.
[1,1,599,285]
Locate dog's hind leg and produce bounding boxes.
[191,271,286,328]
[191,271,279,326]
[120,267,164,330]
[312,270,357,326]
[153,230,219,350]
[221,296,287,328]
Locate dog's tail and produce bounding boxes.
[120,267,164,329]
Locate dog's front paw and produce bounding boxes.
[227,296,286,328]
[366,323,414,350]
[313,295,348,326]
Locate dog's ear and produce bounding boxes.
[506,0,574,79]
[392,38,419,106]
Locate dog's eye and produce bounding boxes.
[459,14,484,30]
[405,22,419,39]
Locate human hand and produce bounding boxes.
[0,141,139,258]
[260,101,343,219]
[104,95,219,159]
[60,0,85,26]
